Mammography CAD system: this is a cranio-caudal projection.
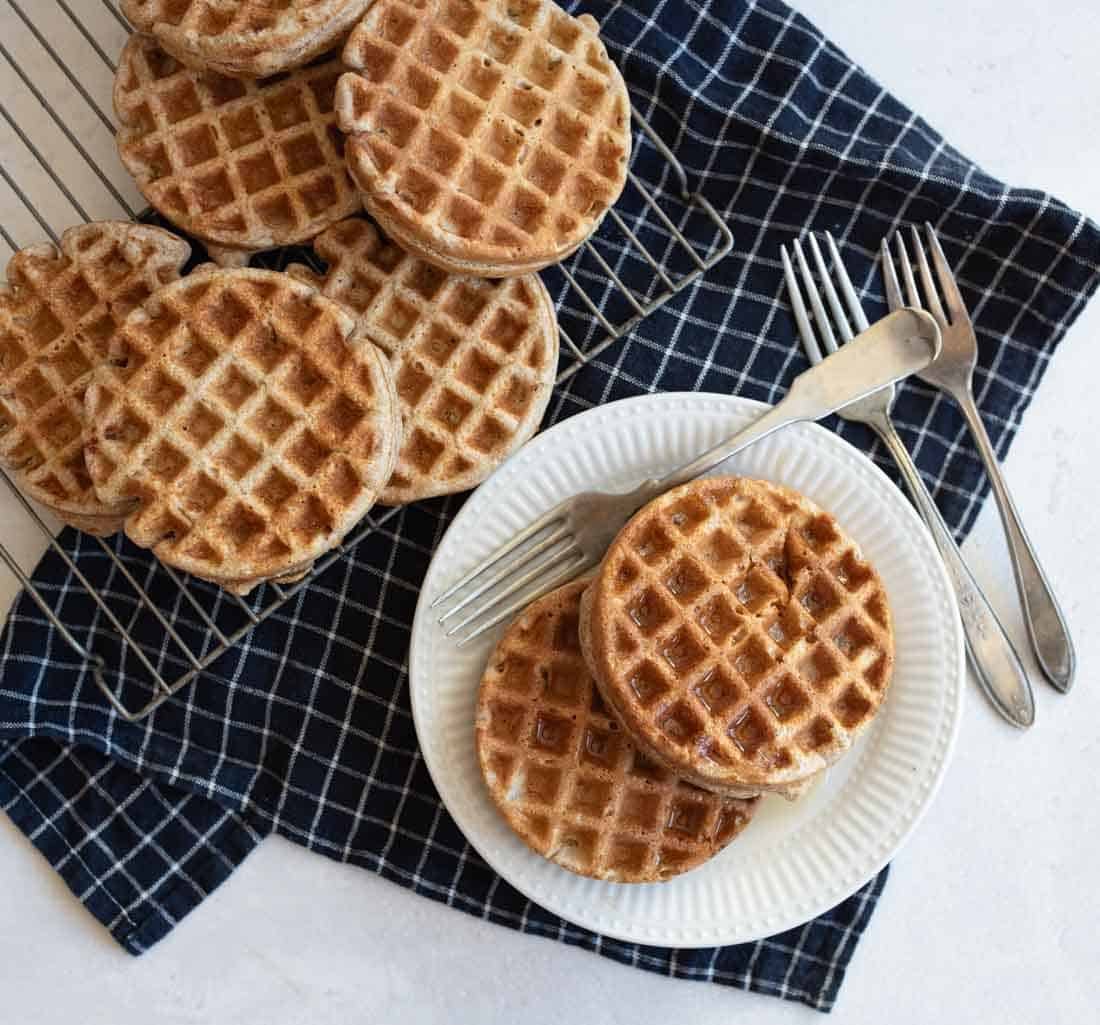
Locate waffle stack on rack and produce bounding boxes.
[0,222,190,536]
[1,0,639,592]
[114,0,630,273]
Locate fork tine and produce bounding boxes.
[781,245,824,364]
[910,224,948,325]
[437,522,573,624]
[430,508,568,608]
[892,231,922,309]
[924,222,970,325]
[449,545,589,643]
[792,238,840,354]
[824,232,870,331]
[807,234,854,343]
[881,238,905,311]
[456,555,591,646]
[445,542,580,636]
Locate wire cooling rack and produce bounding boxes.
[0,0,734,721]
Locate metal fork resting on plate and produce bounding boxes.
[432,308,940,644]
[782,231,1036,728]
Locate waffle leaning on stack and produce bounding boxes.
[0,222,190,536]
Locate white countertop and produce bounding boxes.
[2,2,1099,1022]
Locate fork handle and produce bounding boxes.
[953,391,1076,692]
[868,412,1035,727]
[656,403,796,491]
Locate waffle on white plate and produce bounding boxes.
[0,222,190,535]
[580,477,895,798]
[477,578,758,882]
[336,0,632,276]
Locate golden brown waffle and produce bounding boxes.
[84,267,401,592]
[289,217,557,504]
[114,35,361,256]
[580,477,895,796]
[477,578,758,882]
[121,0,372,79]
[0,222,190,536]
[336,0,632,276]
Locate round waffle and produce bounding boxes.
[84,267,401,591]
[289,217,557,504]
[121,0,372,79]
[335,0,632,276]
[579,477,895,796]
[0,222,190,536]
[114,35,361,256]
[477,578,758,882]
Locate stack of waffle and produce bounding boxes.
[113,0,630,271]
[474,477,896,882]
[1,0,631,592]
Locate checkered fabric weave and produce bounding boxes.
[3,0,1099,1013]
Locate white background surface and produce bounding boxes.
[2,1,1099,1022]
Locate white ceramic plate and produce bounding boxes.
[408,393,964,947]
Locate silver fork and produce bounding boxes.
[783,233,1035,728]
[884,225,1075,693]
[431,308,940,645]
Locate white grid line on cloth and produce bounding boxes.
[303,552,377,847]
[1,0,1097,1014]
[9,743,178,922]
[689,15,850,398]
[0,741,135,924]
[356,505,451,865]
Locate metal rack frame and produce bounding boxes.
[0,0,734,721]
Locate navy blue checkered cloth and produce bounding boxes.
[2,0,1098,1012]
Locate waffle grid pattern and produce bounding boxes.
[291,217,557,503]
[0,223,189,530]
[114,35,361,252]
[477,580,755,882]
[4,0,1098,1010]
[84,269,398,587]
[337,0,631,271]
[121,0,371,78]
[586,479,894,792]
